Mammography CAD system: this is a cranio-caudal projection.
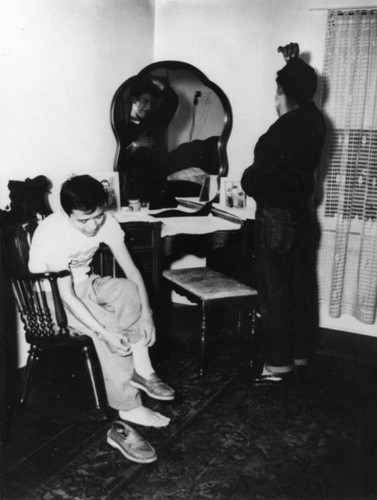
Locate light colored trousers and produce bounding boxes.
[60,274,144,411]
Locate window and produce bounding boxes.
[319,9,377,325]
[325,129,377,219]
[320,10,377,226]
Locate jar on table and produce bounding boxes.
[128,199,141,212]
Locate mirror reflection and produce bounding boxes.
[111,61,232,209]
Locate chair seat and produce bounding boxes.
[27,331,93,347]
[163,267,257,302]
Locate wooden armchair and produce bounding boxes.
[1,221,108,416]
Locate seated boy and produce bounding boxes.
[29,174,174,428]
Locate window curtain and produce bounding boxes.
[320,9,377,324]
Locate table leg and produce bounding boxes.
[199,304,207,377]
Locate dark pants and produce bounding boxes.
[255,206,319,372]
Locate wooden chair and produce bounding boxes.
[1,221,108,416]
[162,267,258,376]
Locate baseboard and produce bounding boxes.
[170,304,377,364]
[318,328,377,363]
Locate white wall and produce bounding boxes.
[0,0,156,366]
[0,0,155,211]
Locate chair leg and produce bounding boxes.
[237,310,243,334]
[82,345,105,410]
[199,304,207,377]
[20,345,41,405]
[250,300,256,337]
[249,300,258,368]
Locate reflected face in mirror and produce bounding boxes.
[131,93,159,121]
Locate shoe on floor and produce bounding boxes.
[130,371,175,401]
[106,420,157,464]
[253,369,294,386]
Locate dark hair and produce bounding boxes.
[131,78,162,103]
[60,175,107,215]
[276,58,317,105]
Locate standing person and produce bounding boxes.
[241,43,326,384]
[117,76,178,208]
[29,174,174,462]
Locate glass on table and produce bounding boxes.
[128,199,141,212]
[140,201,150,212]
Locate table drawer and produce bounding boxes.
[122,223,155,249]
[93,221,162,299]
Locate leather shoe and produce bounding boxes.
[253,370,294,386]
[130,371,175,401]
[106,420,157,463]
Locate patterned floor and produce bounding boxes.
[2,306,377,499]
[105,352,377,500]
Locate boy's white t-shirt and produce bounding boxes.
[29,211,125,285]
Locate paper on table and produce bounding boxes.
[159,215,241,238]
[113,208,242,238]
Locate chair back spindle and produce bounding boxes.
[2,221,71,342]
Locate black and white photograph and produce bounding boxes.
[0,1,376,500]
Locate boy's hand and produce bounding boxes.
[139,311,156,347]
[100,329,132,356]
[278,42,300,61]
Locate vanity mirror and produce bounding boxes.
[111,61,232,208]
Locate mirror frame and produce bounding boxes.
[111,60,233,187]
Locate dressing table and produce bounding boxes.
[107,201,256,297]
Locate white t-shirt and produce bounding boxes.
[29,211,125,285]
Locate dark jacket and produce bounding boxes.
[241,101,325,208]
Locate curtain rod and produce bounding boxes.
[309,6,377,11]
